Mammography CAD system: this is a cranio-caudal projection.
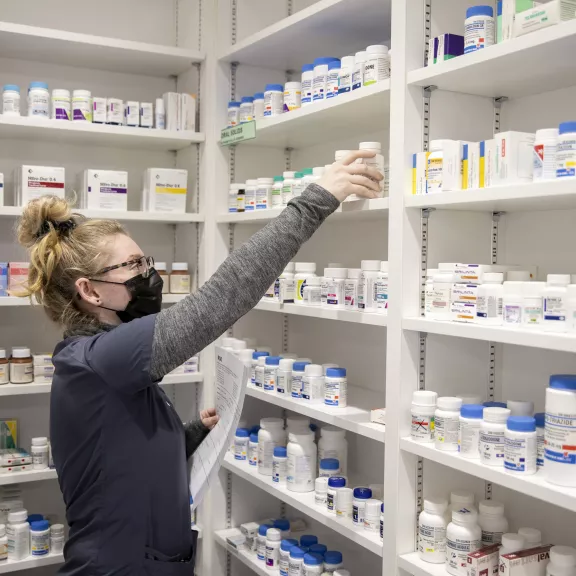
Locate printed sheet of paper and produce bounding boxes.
[189,347,249,510]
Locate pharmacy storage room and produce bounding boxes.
[3,0,576,576]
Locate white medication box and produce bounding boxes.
[412,152,428,194]
[451,283,479,303]
[15,165,65,205]
[467,544,500,576]
[142,168,188,213]
[452,301,477,322]
[513,0,576,37]
[482,139,497,188]
[371,408,386,425]
[454,264,493,284]
[462,142,481,190]
[83,170,128,211]
[93,97,107,124]
[500,545,552,576]
[495,131,536,185]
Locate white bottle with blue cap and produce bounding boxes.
[264,84,283,117]
[2,85,20,116]
[28,81,50,118]
[464,5,495,54]
[325,367,347,408]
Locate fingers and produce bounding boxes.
[339,149,377,165]
[351,184,379,199]
[344,162,383,181]
[202,414,220,429]
[349,174,381,193]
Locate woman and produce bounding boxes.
[16,151,381,575]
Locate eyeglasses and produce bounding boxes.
[94,256,155,279]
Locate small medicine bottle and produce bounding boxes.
[418,496,448,564]
[324,368,347,408]
[446,508,482,576]
[251,351,269,384]
[476,273,504,324]
[304,277,322,306]
[31,437,49,470]
[227,101,240,127]
[170,263,191,294]
[478,500,508,545]
[519,527,542,548]
[30,520,50,557]
[523,281,545,327]
[544,274,571,332]
[324,551,343,573]
[3,85,21,117]
[50,524,65,554]
[273,446,288,483]
[0,349,8,385]
[154,262,169,294]
[315,477,329,506]
[257,524,273,561]
[10,347,33,384]
[276,359,294,395]
[410,390,437,442]
[239,96,254,124]
[434,397,462,451]
[303,552,324,576]
[364,499,382,532]
[535,412,545,468]
[499,533,526,557]
[264,356,282,393]
[253,92,265,119]
[335,487,353,519]
[344,268,361,308]
[234,428,249,461]
[265,527,282,568]
[279,539,298,576]
[459,404,484,458]
[327,477,346,514]
[479,406,511,466]
[289,547,307,575]
[352,487,372,526]
[504,416,537,475]
[547,546,576,576]
[7,509,30,561]
[248,432,259,467]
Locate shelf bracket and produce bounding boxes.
[424,0,432,66]
[493,97,508,135]
[285,148,293,171]
[420,208,435,315]
[422,87,436,152]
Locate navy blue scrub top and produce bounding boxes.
[50,314,196,575]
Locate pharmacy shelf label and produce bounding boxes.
[220,122,256,146]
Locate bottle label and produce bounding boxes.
[301,78,313,104]
[296,279,308,302]
[264,367,276,392]
[291,374,303,398]
[446,537,481,575]
[327,492,335,511]
[248,444,258,467]
[544,296,566,322]
[418,522,446,554]
[459,421,480,456]
[427,157,443,193]
[289,560,303,576]
[411,410,434,441]
[363,55,390,86]
[464,18,495,53]
[273,458,287,483]
[326,71,339,98]
[352,64,364,90]
[545,411,576,465]
[325,379,347,407]
[313,73,326,101]
[435,415,459,446]
[344,281,357,308]
[277,374,288,394]
[375,278,389,310]
[537,430,545,467]
[504,436,536,473]
[481,529,503,545]
[476,295,502,319]
[234,439,247,461]
[556,137,576,177]
[479,429,505,463]
[503,304,522,324]
[280,554,290,576]
[256,187,269,209]
[31,533,50,556]
[287,453,314,490]
[338,70,352,93]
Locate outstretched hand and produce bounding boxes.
[201,408,219,429]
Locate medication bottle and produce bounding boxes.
[30,520,50,557]
[338,55,354,94]
[271,176,284,209]
[3,85,20,116]
[315,477,328,505]
[544,274,570,332]
[464,6,495,53]
[284,82,302,112]
[522,281,545,327]
[363,45,390,85]
[301,63,314,106]
[7,509,30,561]
[257,524,273,561]
[72,89,92,122]
[266,527,282,568]
[264,84,284,117]
[274,519,290,540]
[459,404,484,459]
[320,269,333,306]
[10,348,33,384]
[227,101,240,127]
[236,184,246,213]
[0,349,8,385]
[502,281,524,327]
[478,500,508,545]
[358,260,381,311]
[327,477,346,513]
[336,487,353,519]
[518,527,542,548]
[304,277,322,306]
[170,263,191,294]
[31,437,49,470]
[239,96,254,123]
[291,361,310,398]
[256,177,274,210]
[424,269,439,316]
[251,351,269,384]
[411,390,438,442]
[28,82,50,118]
[277,359,295,395]
[253,92,265,119]
[352,51,367,90]
[499,533,526,556]
[139,102,153,128]
[427,140,444,193]
[234,428,249,461]
[547,546,576,576]
[319,458,340,477]
[295,263,316,304]
[358,141,386,195]
[435,397,463,451]
[534,128,559,180]
[303,553,324,576]
[364,499,381,532]
[258,418,286,476]
[556,121,576,178]
[324,551,343,574]
[287,431,317,492]
[302,364,324,403]
[154,262,169,294]
[155,98,165,129]
[534,412,545,468]
[264,356,281,393]
[125,101,139,126]
[326,61,341,99]
[504,416,537,475]
[256,356,268,388]
[313,57,335,102]
[353,487,373,526]
[289,546,307,576]
[430,273,453,320]
[49,524,64,554]
[273,446,288,483]
[280,539,299,576]
[282,171,296,205]
[48,89,70,122]
[344,269,361,308]
[249,432,259,467]
[375,262,389,313]
[446,508,482,576]
[324,368,347,409]
[479,407,511,466]
[0,523,6,561]
[418,496,448,564]
[476,273,504,324]
[292,172,305,198]
[244,179,257,212]
[326,269,347,309]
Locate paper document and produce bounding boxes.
[189,347,249,510]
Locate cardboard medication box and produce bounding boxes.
[8,262,29,293]
[15,165,66,205]
[82,170,128,211]
[500,545,552,576]
[142,168,188,213]
[0,262,7,296]
[495,131,536,185]
[513,0,576,37]
[452,301,477,322]
[412,152,428,194]
[467,543,500,576]
[451,284,479,303]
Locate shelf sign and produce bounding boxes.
[220,121,256,146]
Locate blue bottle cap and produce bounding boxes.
[328,60,341,70]
[249,432,259,443]
[309,423,318,432]
[253,351,270,359]
[228,101,241,107]
[3,85,20,93]
[290,546,307,559]
[30,520,50,531]
[304,553,324,566]
[259,523,273,536]
[235,427,249,438]
[466,5,493,18]
[381,502,384,512]
[274,518,290,530]
[241,96,254,103]
[265,83,283,92]
[273,446,287,458]
[27,514,44,523]
[300,534,318,547]
[265,356,282,366]
[353,487,372,499]
[328,476,346,488]
[483,401,507,408]
[293,361,311,371]
[534,412,545,428]
[309,544,327,556]
[507,416,536,432]
[461,404,484,418]
[250,425,261,434]
[325,551,343,565]
[29,81,48,90]
[326,367,346,378]
[302,63,314,73]
[281,539,299,552]
[254,92,265,99]
[320,458,340,470]
[550,374,576,389]
[313,57,338,66]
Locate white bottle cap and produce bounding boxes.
[288,430,314,443]
[429,140,444,152]
[412,390,437,406]
[547,274,570,286]
[284,262,295,273]
[266,527,282,541]
[32,437,48,445]
[315,476,329,492]
[332,268,348,279]
[304,364,323,377]
[320,425,346,438]
[307,277,321,286]
[284,82,301,90]
[479,500,505,516]
[232,340,247,351]
[336,487,353,510]
[518,527,542,545]
[50,524,65,535]
[550,546,576,567]
[366,45,389,54]
[257,177,273,184]
[507,270,531,281]
[450,490,474,506]
[222,337,234,348]
[8,509,28,524]
[261,417,284,429]
[437,397,462,411]
[535,128,559,141]
[426,268,439,278]
[523,281,545,297]
[503,281,523,294]
[172,263,189,271]
[246,179,258,186]
[347,268,361,279]
[483,272,503,283]
[354,51,367,62]
[501,533,526,552]
[433,273,453,283]
[483,407,511,423]
[340,56,355,68]
[361,260,381,271]
[323,268,335,278]
[239,349,255,363]
[423,496,448,514]
[283,171,296,178]
[155,262,167,271]
[295,262,316,273]
[12,348,31,359]
[279,358,295,370]
[359,142,382,152]
[365,499,382,516]
[507,400,534,416]
[452,507,478,524]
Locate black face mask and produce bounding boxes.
[92,269,164,323]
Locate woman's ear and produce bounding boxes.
[75,277,102,307]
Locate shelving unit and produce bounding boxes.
[0,469,58,486]
[0,553,64,575]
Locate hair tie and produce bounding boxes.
[36,219,77,240]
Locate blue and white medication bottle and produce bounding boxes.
[325,367,347,407]
[234,428,249,461]
[464,5,494,54]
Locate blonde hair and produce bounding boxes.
[16,195,127,330]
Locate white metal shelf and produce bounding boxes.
[0,21,204,77]
[407,20,576,99]
[0,294,190,306]
[255,301,388,327]
[0,553,64,575]
[0,116,204,151]
[403,317,576,353]
[217,198,389,224]
[222,453,383,556]
[214,529,271,576]
[160,373,204,385]
[405,179,576,213]
[218,0,390,70]
[245,384,385,443]
[398,552,446,576]
[401,438,576,513]
[0,468,57,486]
[222,82,390,149]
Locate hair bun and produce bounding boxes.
[17,195,74,248]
